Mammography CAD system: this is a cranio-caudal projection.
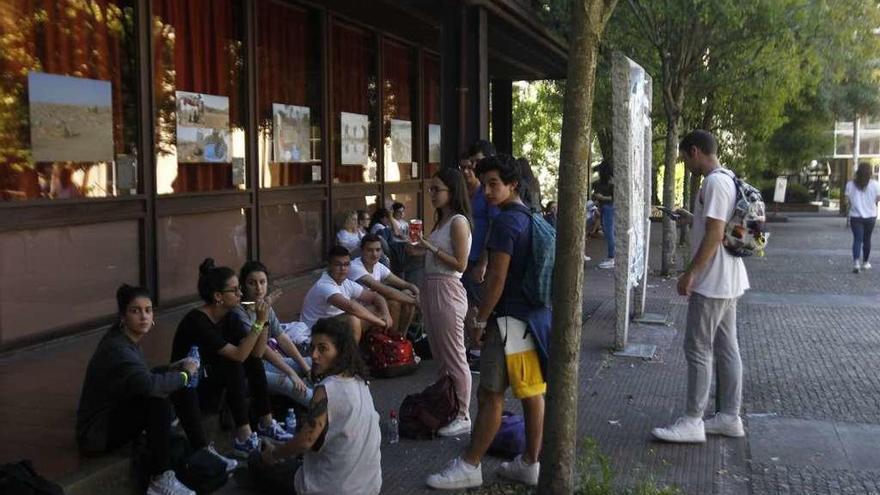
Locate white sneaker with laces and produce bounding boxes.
[205,443,239,473]
[425,457,482,490]
[862,261,872,270]
[498,454,540,486]
[599,258,615,269]
[703,413,745,437]
[147,470,195,495]
[651,416,705,443]
[437,416,471,437]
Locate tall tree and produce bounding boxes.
[539,0,618,492]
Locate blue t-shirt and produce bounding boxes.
[486,202,536,320]
[469,185,501,262]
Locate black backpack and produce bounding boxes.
[399,374,458,439]
[0,460,64,495]
[132,431,228,494]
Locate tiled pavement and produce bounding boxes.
[3,215,880,494]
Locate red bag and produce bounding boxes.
[362,330,418,378]
[399,374,458,439]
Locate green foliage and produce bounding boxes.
[575,437,681,495]
[785,183,813,203]
[512,80,565,202]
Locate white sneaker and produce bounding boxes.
[498,454,540,486]
[599,258,615,269]
[703,413,745,438]
[147,470,195,495]
[584,255,592,262]
[438,417,471,437]
[862,261,872,270]
[425,457,483,490]
[651,416,705,443]
[854,260,861,273]
[205,443,239,473]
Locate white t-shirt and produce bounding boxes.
[300,272,364,329]
[845,179,880,218]
[336,230,361,254]
[690,169,750,299]
[347,257,391,283]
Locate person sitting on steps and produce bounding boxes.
[258,317,382,495]
[77,284,197,495]
[347,233,420,337]
[170,258,293,462]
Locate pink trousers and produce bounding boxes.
[420,274,471,418]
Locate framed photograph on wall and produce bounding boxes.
[273,104,311,162]
[340,112,369,165]
[176,91,230,163]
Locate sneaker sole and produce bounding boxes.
[704,427,745,438]
[651,431,706,443]
[437,427,472,437]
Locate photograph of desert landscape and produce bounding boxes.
[28,72,114,163]
[175,91,229,129]
[390,118,412,163]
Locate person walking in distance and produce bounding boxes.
[593,160,615,269]
[652,130,750,443]
[845,162,880,273]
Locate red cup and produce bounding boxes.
[409,219,423,244]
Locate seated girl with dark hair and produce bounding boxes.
[77,284,197,495]
[231,261,313,407]
[259,317,382,495]
[170,258,292,462]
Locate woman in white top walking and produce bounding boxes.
[415,167,473,437]
[845,163,880,273]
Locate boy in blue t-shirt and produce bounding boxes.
[426,154,546,490]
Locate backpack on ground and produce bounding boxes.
[398,374,458,439]
[514,206,556,308]
[704,169,768,257]
[405,316,432,360]
[362,330,418,378]
[131,430,191,491]
[487,412,526,459]
[176,447,229,494]
[247,451,299,495]
[0,460,64,495]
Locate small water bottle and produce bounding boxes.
[285,408,297,434]
[388,410,399,444]
[187,346,200,388]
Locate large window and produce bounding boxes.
[331,22,378,184]
[0,0,140,202]
[153,0,248,194]
[382,40,417,182]
[424,54,442,178]
[260,200,324,277]
[256,1,323,188]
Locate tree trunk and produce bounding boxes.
[660,113,680,275]
[538,0,617,493]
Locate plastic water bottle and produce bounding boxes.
[285,408,297,434]
[187,346,200,388]
[388,410,399,444]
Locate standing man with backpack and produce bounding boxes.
[652,130,750,443]
[426,154,551,490]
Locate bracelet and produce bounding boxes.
[433,245,440,255]
[251,321,265,334]
[180,371,189,386]
[472,318,487,330]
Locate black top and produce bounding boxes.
[592,180,614,206]
[77,327,185,452]
[170,309,231,365]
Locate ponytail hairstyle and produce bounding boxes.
[310,317,370,382]
[855,162,872,191]
[197,258,236,305]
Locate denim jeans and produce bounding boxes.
[850,216,877,262]
[601,204,615,258]
[264,357,313,407]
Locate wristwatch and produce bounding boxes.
[471,317,487,330]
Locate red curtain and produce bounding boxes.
[332,22,374,183]
[153,0,241,193]
[382,39,415,180]
[424,54,441,176]
[256,0,312,186]
[0,0,131,201]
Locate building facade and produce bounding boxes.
[0,0,566,349]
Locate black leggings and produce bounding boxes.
[107,396,174,476]
[171,356,271,449]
